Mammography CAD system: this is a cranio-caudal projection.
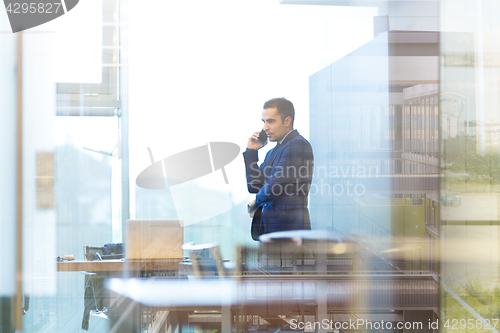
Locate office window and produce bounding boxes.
[129,1,378,255]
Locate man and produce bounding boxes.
[243,97,314,240]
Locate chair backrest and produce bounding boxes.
[181,242,226,278]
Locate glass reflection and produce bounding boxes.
[441,0,500,329]
[9,0,500,331]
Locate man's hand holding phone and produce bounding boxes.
[247,129,267,150]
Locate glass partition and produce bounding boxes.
[129,1,378,260]
[10,0,500,331]
[0,21,18,333]
[440,0,500,330]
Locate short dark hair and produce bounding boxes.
[263,97,295,126]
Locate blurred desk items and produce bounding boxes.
[56,254,75,262]
[84,243,124,261]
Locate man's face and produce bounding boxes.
[262,107,292,142]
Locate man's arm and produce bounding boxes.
[255,139,313,205]
[243,131,268,193]
[243,148,265,193]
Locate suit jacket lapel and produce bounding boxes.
[269,130,299,171]
[268,144,281,173]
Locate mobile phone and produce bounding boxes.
[258,130,267,145]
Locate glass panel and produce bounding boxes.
[15,0,120,331]
[54,117,116,254]
[0,0,456,331]
[441,0,500,329]
[126,1,439,331]
[0,19,18,333]
[130,2,379,259]
[21,31,58,332]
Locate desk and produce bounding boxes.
[105,274,439,333]
[57,259,182,273]
[57,259,183,330]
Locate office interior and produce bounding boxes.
[1,0,500,332]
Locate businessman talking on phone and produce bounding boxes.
[243,97,314,240]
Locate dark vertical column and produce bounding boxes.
[0,298,14,333]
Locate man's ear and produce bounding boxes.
[284,116,292,127]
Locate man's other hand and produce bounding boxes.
[247,131,267,150]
